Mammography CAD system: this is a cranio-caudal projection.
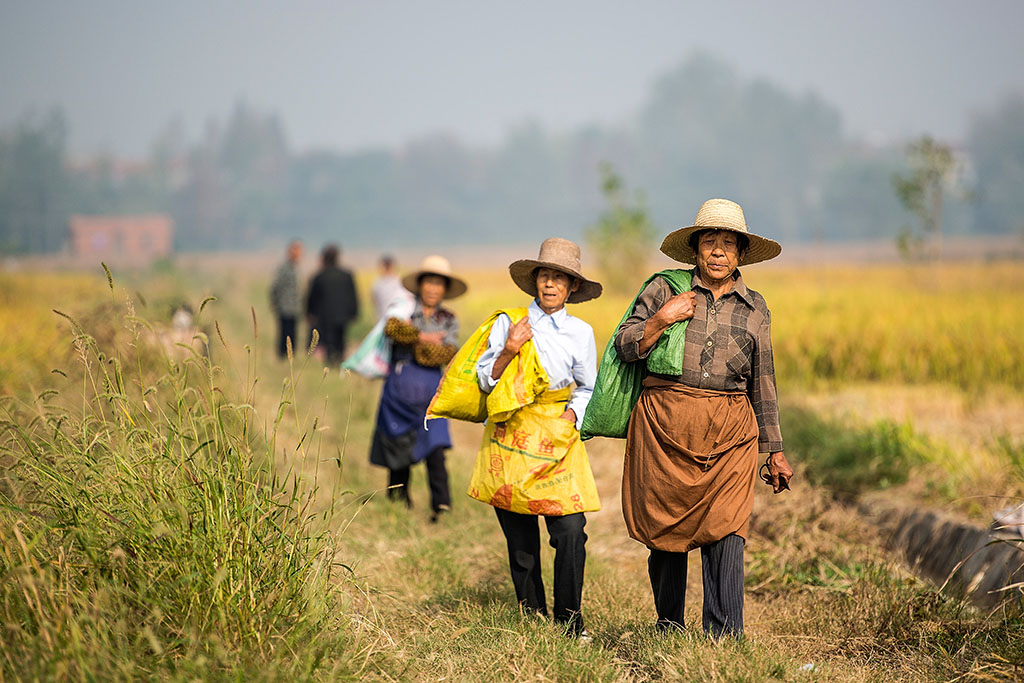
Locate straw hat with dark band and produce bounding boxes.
[401,254,468,299]
[508,238,603,304]
[660,198,782,266]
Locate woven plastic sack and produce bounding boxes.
[342,291,415,378]
[426,308,548,423]
[468,388,600,516]
[580,269,692,440]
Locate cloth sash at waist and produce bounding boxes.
[621,377,759,552]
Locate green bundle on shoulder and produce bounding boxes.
[580,269,692,440]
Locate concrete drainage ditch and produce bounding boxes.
[865,503,1024,609]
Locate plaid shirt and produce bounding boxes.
[269,261,301,317]
[614,268,783,453]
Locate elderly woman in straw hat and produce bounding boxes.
[370,255,467,520]
[613,198,794,637]
[474,238,602,638]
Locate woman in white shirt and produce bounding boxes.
[475,238,602,638]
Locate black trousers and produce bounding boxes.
[386,447,451,512]
[648,533,745,637]
[311,323,347,364]
[276,316,296,359]
[494,508,587,633]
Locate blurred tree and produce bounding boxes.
[171,101,290,249]
[818,151,905,241]
[585,163,657,294]
[0,109,70,253]
[891,136,962,260]
[634,52,842,243]
[967,95,1024,236]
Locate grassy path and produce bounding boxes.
[268,367,1021,681]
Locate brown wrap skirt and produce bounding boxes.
[622,377,760,553]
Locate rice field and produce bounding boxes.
[444,260,1024,391]
[1,257,1023,679]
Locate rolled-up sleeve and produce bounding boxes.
[614,278,671,363]
[567,326,597,431]
[476,313,511,393]
[750,311,784,453]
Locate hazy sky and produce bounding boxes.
[2,0,1023,158]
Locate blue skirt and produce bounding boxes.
[370,361,451,469]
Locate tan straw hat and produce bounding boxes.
[660,198,782,266]
[401,254,468,299]
[508,238,603,304]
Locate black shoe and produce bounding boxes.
[655,619,685,633]
[387,487,412,508]
[430,504,451,523]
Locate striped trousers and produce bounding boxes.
[647,533,745,637]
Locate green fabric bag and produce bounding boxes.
[580,269,692,440]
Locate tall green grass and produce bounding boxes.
[0,278,355,679]
[781,404,934,498]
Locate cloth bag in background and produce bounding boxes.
[341,290,415,378]
[580,269,693,440]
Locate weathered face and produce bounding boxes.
[418,274,448,307]
[535,267,578,313]
[287,242,303,263]
[693,230,742,283]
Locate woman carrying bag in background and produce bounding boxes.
[369,255,466,522]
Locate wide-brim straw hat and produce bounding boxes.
[660,198,782,266]
[508,238,603,304]
[401,255,468,299]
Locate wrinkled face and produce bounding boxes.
[535,267,578,313]
[287,242,303,263]
[418,274,448,307]
[693,230,742,283]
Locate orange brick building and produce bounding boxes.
[68,214,174,265]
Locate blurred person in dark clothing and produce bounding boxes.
[306,244,359,364]
[269,240,304,359]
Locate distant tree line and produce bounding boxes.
[2,53,1023,255]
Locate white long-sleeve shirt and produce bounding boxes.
[476,299,597,431]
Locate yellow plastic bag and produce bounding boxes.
[468,388,601,516]
[426,308,548,422]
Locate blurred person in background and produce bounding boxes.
[305,244,359,364]
[269,239,303,359]
[370,255,465,520]
[614,198,794,638]
[371,254,405,319]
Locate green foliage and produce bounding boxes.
[782,405,932,497]
[585,163,657,294]
[991,434,1024,482]
[0,291,351,678]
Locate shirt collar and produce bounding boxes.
[690,267,754,307]
[529,298,568,328]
